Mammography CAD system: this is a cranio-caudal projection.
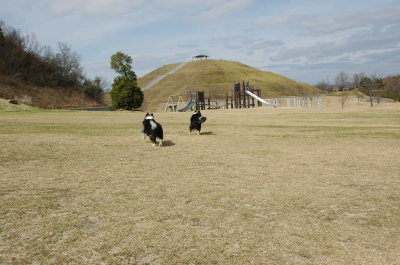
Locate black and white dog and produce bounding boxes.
[142,113,163,146]
[189,110,207,135]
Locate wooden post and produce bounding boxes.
[236,83,239,108]
[246,81,250,108]
[237,84,241,108]
[233,90,236,108]
[242,81,246,108]
[195,92,199,110]
[233,84,236,108]
[257,90,262,107]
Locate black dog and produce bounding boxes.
[189,110,207,135]
[142,113,163,146]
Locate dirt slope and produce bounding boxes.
[0,79,103,109]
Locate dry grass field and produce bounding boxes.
[1,99,399,264]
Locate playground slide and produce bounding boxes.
[245,90,278,107]
[178,100,195,112]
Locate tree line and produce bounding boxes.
[314,71,400,103]
[0,21,105,102]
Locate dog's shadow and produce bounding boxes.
[200,131,214,135]
[162,140,175,147]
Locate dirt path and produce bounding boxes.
[141,62,187,90]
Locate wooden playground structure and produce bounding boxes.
[164,91,207,112]
[164,81,324,111]
[164,94,185,112]
[190,91,206,110]
[227,81,263,109]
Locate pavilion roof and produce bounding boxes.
[192,55,209,58]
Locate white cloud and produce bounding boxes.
[271,25,400,62]
[254,15,309,30]
[196,0,255,21]
[300,7,400,36]
[251,40,284,50]
[252,6,400,37]
[177,43,199,49]
[44,0,145,16]
[41,0,254,22]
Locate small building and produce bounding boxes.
[192,55,209,60]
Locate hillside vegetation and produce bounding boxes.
[0,22,104,109]
[0,81,104,109]
[139,60,319,111]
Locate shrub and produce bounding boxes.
[110,77,143,109]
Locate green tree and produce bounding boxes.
[110,51,137,80]
[360,76,373,107]
[110,78,143,109]
[110,51,143,109]
[359,76,371,90]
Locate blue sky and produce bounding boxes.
[1,0,400,86]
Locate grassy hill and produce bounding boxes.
[138,60,320,111]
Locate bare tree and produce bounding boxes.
[40,45,54,61]
[340,90,349,109]
[335,72,351,109]
[370,73,384,105]
[24,33,40,54]
[352,73,365,89]
[92,76,108,103]
[93,76,109,91]
[314,81,333,92]
[352,73,359,89]
[55,42,83,85]
[354,90,364,104]
[335,71,350,91]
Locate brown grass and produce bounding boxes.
[0,98,39,111]
[0,101,399,264]
[0,76,102,109]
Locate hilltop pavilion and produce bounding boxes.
[192,55,209,60]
